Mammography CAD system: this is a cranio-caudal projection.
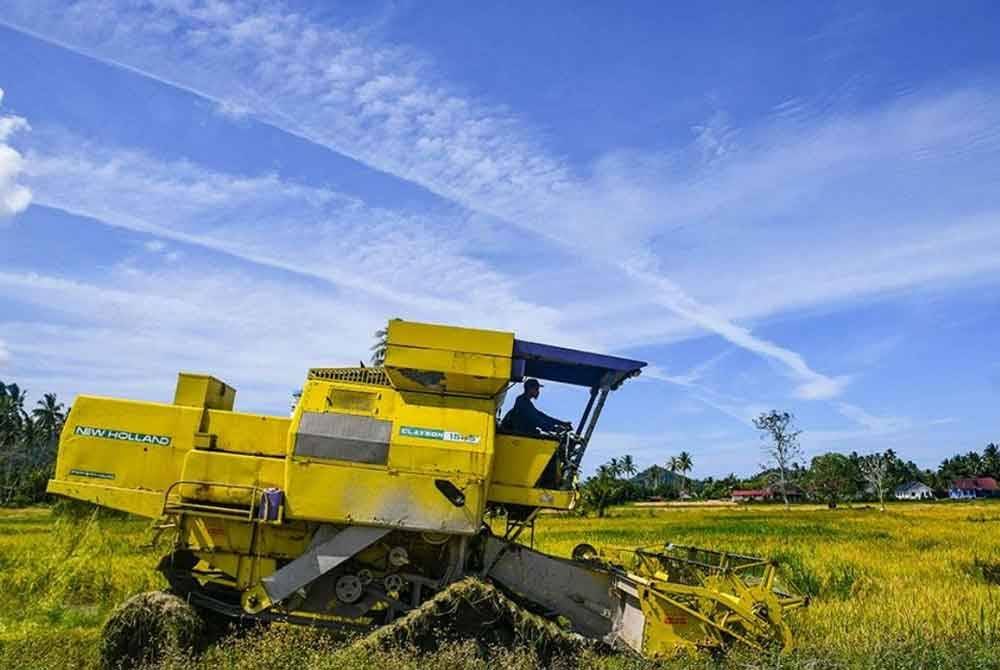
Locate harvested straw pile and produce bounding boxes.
[100,590,204,670]
[357,577,591,662]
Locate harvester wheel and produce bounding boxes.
[100,590,205,670]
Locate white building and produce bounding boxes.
[894,481,933,500]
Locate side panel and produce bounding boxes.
[49,393,292,517]
[488,436,575,511]
[179,450,285,505]
[285,464,485,533]
[484,536,613,639]
[384,320,514,395]
[386,320,514,357]
[174,373,236,410]
[202,410,290,457]
[283,381,494,534]
[49,396,203,516]
[492,434,558,487]
[47,480,164,518]
[486,483,575,510]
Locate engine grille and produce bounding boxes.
[308,366,391,388]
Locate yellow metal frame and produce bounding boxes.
[47,320,580,628]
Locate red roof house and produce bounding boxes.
[950,477,999,499]
[731,489,772,502]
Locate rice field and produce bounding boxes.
[0,502,998,669]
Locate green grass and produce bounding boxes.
[0,506,163,668]
[1,502,998,669]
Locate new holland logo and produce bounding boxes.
[74,425,172,447]
[400,425,481,444]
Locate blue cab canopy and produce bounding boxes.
[511,339,646,390]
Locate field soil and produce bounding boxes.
[0,502,998,669]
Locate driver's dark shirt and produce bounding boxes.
[499,393,565,436]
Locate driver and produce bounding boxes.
[499,378,573,437]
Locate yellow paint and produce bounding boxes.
[179,450,285,505]
[48,321,585,626]
[486,482,576,509]
[384,319,514,395]
[202,409,290,457]
[283,376,495,532]
[51,395,203,511]
[45,479,163,517]
[387,319,514,357]
[173,372,236,410]
[492,434,558,487]
[47,320,778,658]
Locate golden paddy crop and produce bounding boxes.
[1,502,998,669]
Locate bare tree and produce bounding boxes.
[860,451,892,512]
[753,410,803,510]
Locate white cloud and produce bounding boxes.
[0,3,854,398]
[643,350,732,386]
[835,402,911,434]
[5,3,1000,444]
[21,135,560,327]
[0,87,33,218]
[795,375,853,400]
[0,265,386,410]
[620,261,850,398]
[0,338,10,366]
[16,131,612,376]
[213,98,251,120]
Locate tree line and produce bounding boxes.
[580,409,999,516]
[2,383,996,515]
[0,380,67,506]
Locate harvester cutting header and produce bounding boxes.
[48,320,804,665]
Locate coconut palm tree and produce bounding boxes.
[0,382,27,449]
[677,451,693,496]
[667,456,680,496]
[620,455,637,478]
[19,415,39,449]
[31,393,66,445]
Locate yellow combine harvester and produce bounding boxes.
[48,320,804,662]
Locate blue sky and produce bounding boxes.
[1,1,998,477]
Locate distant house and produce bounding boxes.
[949,477,999,500]
[731,485,804,504]
[894,481,934,501]
[776,484,805,503]
[731,489,771,503]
